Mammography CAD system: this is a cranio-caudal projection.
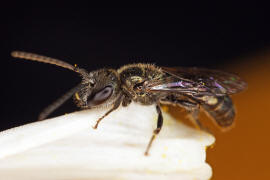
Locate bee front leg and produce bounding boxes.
[144,104,163,156]
[93,95,123,129]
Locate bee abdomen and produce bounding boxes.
[202,96,235,127]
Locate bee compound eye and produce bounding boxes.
[87,86,113,106]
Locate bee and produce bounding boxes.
[11,51,247,155]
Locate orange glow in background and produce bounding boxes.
[168,50,270,179]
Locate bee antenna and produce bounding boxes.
[11,51,88,76]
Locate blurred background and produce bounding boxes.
[1,5,270,180]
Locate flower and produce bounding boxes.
[0,103,215,180]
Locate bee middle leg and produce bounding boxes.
[144,104,163,156]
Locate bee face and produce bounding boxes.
[74,69,121,109]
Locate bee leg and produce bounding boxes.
[186,106,211,133]
[144,104,163,156]
[175,100,210,133]
[122,96,132,107]
[93,95,123,129]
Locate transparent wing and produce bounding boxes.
[146,67,247,96]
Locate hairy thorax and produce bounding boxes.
[118,63,166,105]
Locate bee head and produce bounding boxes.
[74,69,121,109]
[11,51,122,119]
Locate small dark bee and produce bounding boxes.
[11,51,247,155]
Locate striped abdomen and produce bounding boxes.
[202,95,235,128]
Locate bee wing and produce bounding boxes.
[149,67,247,96]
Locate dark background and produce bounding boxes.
[1,6,270,131]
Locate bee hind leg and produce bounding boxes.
[176,100,211,133]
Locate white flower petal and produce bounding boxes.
[0,103,215,180]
